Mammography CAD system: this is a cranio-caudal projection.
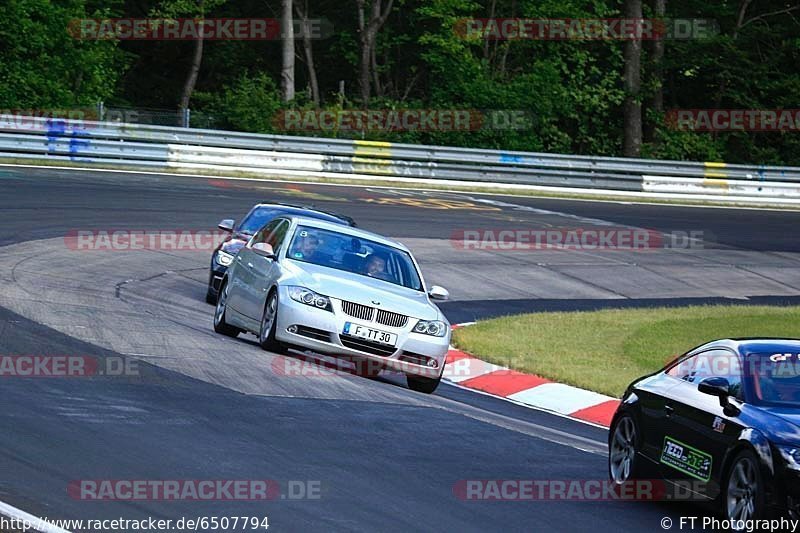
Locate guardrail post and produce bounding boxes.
[181,107,191,128]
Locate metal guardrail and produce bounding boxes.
[1,115,799,202]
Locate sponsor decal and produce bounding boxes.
[660,437,712,482]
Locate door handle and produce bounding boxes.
[665,404,674,417]
[247,262,254,268]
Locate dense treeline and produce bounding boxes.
[1,0,799,164]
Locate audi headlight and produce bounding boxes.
[778,445,800,471]
[288,286,333,312]
[413,320,448,337]
[215,250,234,267]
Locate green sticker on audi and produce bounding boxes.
[660,437,712,482]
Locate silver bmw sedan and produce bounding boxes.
[213,215,451,393]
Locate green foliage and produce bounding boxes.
[195,73,282,133]
[0,0,798,164]
[0,0,126,108]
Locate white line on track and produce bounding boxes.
[442,380,611,431]
[0,500,71,533]
[1,162,798,212]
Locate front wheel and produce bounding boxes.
[213,281,241,338]
[407,375,441,394]
[205,286,217,305]
[258,290,285,353]
[608,414,640,483]
[723,449,765,526]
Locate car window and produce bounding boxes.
[667,349,743,400]
[286,225,423,291]
[238,207,281,234]
[238,207,350,234]
[250,219,282,247]
[266,220,290,255]
[746,352,800,407]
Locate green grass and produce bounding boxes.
[452,305,800,398]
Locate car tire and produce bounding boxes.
[213,280,241,338]
[723,449,765,526]
[205,288,217,305]
[407,375,441,394]
[608,414,640,483]
[259,290,285,353]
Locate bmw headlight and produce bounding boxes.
[413,320,448,337]
[778,445,800,471]
[215,250,234,267]
[288,286,333,312]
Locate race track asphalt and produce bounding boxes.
[1,165,797,532]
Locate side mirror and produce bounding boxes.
[252,242,277,260]
[218,219,235,232]
[428,285,449,301]
[698,376,730,398]
[698,376,739,415]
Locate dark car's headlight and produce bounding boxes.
[778,445,800,471]
[215,250,234,267]
[288,286,333,312]
[413,320,448,337]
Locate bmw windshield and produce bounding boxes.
[286,225,423,291]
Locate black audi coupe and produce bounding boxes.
[609,338,800,524]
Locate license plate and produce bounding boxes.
[343,322,397,346]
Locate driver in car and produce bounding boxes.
[291,232,323,261]
[363,253,393,282]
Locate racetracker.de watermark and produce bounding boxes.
[453,479,715,501]
[64,230,229,252]
[455,18,718,40]
[451,228,706,251]
[667,352,800,379]
[69,18,333,40]
[666,109,800,132]
[273,109,531,133]
[68,480,322,501]
[1,515,272,533]
[0,108,166,128]
[0,355,138,377]
[271,354,444,379]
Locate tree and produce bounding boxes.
[0,0,125,108]
[355,0,394,106]
[622,0,643,157]
[644,0,665,143]
[281,0,296,102]
[150,0,227,110]
[295,0,320,105]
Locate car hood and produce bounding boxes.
[755,406,800,445]
[282,260,441,321]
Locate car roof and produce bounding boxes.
[692,338,800,355]
[251,203,354,226]
[284,216,410,251]
[734,338,800,354]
